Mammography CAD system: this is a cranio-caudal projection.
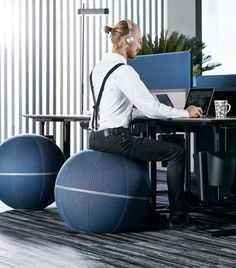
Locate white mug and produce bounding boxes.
[214,100,231,118]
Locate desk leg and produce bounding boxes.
[185,128,191,209]
[185,128,191,193]
[213,126,220,152]
[149,126,157,209]
[63,121,71,159]
[80,129,84,151]
[39,121,45,136]
[150,161,157,209]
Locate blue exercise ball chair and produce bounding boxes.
[0,134,65,209]
[55,150,151,233]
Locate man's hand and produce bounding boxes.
[186,105,203,117]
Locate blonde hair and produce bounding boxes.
[104,20,138,47]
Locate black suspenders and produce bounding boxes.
[89,63,125,130]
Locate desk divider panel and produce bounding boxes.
[196,74,236,88]
[128,51,193,90]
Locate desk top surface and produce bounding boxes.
[23,114,91,121]
[172,116,236,121]
[135,116,236,122]
[170,116,236,123]
[133,116,236,128]
[24,114,236,125]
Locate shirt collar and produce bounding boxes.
[103,52,127,64]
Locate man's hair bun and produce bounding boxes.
[104,26,113,34]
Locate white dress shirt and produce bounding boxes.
[91,53,189,130]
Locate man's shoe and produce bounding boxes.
[167,214,208,231]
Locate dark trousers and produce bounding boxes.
[89,127,186,217]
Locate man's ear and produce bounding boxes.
[118,37,127,48]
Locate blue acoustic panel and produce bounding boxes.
[128,51,193,90]
[197,74,236,88]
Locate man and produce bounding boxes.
[89,19,203,230]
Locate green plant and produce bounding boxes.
[138,30,221,76]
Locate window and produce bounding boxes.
[202,0,236,75]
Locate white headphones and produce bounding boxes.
[125,20,135,44]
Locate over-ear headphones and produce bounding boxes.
[125,20,134,44]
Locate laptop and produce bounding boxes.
[156,88,215,117]
[184,88,215,116]
[155,94,174,107]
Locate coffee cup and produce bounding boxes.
[214,100,231,118]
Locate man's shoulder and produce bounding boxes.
[115,64,139,79]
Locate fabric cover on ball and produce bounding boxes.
[0,134,65,209]
[55,150,151,233]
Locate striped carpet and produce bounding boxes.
[0,172,236,267]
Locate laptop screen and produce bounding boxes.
[184,88,215,115]
[156,94,174,107]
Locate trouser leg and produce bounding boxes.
[89,132,186,217]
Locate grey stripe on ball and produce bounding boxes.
[56,185,149,200]
[0,172,58,176]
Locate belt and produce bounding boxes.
[92,127,130,137]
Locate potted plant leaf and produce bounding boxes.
[138,30,221,77]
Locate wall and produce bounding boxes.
[166,0,196,37]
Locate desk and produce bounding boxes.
[24,114,236,202]
[133,116,236,208]
[23,114,91,158]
